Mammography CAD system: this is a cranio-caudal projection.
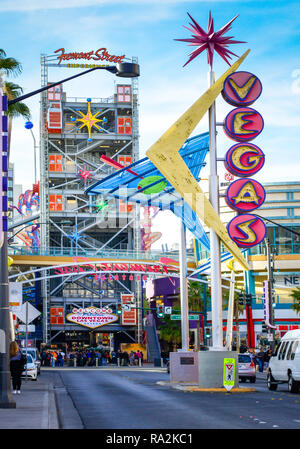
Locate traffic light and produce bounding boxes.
[205,327,211,338]
[262,320,268,333]
[157,304,164,318]
[117,304,122,315]
[245,294,252,306]
[238,293,245,305]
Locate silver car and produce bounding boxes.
[238,353,256,383]
[22,354,38,381]
[23,348,41,375]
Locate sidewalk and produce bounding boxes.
[0,370,83,429]
[0,365,165,429]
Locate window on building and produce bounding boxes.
[275,226,292,254]
[292,226,300,254]
[49,154,63,172]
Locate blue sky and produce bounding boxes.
[1,0,299,246]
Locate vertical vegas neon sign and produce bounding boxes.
[222,71,267,248]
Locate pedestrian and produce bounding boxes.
[41,350,47,367]
[136,350,142,366]
[9,341,26,395]
[57,351,64,367]
[129,351,135,366]
[45,351,51,367]
[264,348,272,370]
[134,352,139,366]
[123,351,129,366]
[239,341,248,354]
[117,349,122,365]
[257,347,265,373]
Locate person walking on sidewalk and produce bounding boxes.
[9,341,26,395]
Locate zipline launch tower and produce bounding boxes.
[39,51,141,345]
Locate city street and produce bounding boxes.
[48,367,300,429]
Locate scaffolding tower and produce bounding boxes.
[39,53,140,344]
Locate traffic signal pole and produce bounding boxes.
[246,303,255,349]
[0,87,16,408]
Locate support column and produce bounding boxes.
[179,222,189,351]
[208,70,223,350]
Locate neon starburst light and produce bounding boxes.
[78,165,93,185]
[73,98,106,141]
[175,12,245,68]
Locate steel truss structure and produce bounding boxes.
[39,53,140,343]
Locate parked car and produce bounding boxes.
[238,353,256,383]
[267,329,300,393]
[23,348,41,375]
[21,354,38,381]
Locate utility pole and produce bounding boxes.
[265,238,276,350]
[0,86,16,408]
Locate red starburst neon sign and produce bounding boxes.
[175,12,245,67]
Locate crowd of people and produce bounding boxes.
[248,347,273,373]
[40,348,144,367]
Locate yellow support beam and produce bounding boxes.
[146,50,251,271]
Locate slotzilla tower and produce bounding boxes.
[39,52,140,347]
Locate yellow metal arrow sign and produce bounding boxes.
[146,50,251,271]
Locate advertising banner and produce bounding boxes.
[66,306,118,329]
[121,294,136,326]
[9,282,23,312]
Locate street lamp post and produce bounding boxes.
[24,121,38,184]
[0,61,140,408]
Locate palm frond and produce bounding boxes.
[7,101,31,119]
[3,81,24,100]
[0,56,22,77]
[3,81,30,119]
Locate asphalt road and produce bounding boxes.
[56,368,300,429]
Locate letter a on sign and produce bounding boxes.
[223,358,235,391]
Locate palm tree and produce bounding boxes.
[0,49,31,160]
[3,81,30,160]
[290,287,300,315]
[187,280,205,312]
[158,316,182,351]
[0,49,22,77]
[158,280,207,351]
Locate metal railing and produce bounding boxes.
[8,246,195,263]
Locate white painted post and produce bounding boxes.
[208,70,223,350]
[179,221,189,352]
[225,269,235,350]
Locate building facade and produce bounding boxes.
[39,53,140,346]
[194,180,300,345]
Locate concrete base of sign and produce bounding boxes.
[198,350,239,388]
[169,350,239,387]
[169,351,199,383]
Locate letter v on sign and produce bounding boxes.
[146,50,251,271]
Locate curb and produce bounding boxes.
[54,386,84,429]
[156,381,256,393]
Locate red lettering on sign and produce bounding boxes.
[54,47,125,65]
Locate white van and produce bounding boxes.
[267,329,300,393]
